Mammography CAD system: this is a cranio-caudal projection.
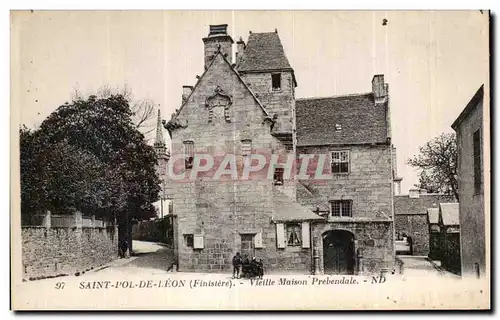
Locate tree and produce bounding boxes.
[20,93,161,253]
[72,84,157,135]
[407,132,458,200]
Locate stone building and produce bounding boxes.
[163,24,396,274]
[451,84,486,278]
[438,203,461,275]
[394,189,455,256]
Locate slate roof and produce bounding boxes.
[394,194,456,215]
[427,208,439,224]
[272,188,324,222]
[440,203,460,226]
[236,32,293,72]
[295,93,389,146]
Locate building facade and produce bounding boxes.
[163,24,395,274]
[452,85,486,278]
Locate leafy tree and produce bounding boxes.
[72,84,157,136]
[407,132,458,200]
[20,94,161,252]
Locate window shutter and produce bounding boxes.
[301,222,310,248]
[276,223,286,248]
[193,234,204,249]
[254,232,263,248]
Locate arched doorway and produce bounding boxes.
[323,230,355,275]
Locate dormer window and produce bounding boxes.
[272,74,281,91]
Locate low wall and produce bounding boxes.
[22,225,118,280]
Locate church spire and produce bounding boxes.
[154,109,166,153]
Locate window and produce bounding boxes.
[286,224,301,246]
[330,200,352,217]
[331,150,350,174]
[271,74,281,91]
[184,234,194,248]
[184,141,194,169]
[273,167,284,185]
[241,139,252,156]
[473,129,482,194]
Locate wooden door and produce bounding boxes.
[323,230,355,275]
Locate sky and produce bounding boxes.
[11,10,489,193]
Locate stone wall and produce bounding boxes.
[297,144,395,273]
[296,143,395,274]
[312,221,394,274]
[394,214,429,256]
[240,71,295,133]
[22,225,118,280]
[174,180,312,273]
[455,95,485,277]
[296,144,394,219]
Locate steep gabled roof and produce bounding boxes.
[440,203,460,226]
[174,50,269,121]
[296,93,389,146]
[427,208,439,224]
[237,32,296,85]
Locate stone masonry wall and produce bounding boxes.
[296,144,394,219]
[312,221,394,274]
[22,226,118,280]
[394,214,429,256]
[455,97,485,277]
[297,143,395,273]
[240,71,295,133]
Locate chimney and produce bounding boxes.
[372,74,388,103]
[236,37,246,65]
[202,24,234,69]
[409,188,420,199]
[182,86,193,104]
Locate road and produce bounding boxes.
[397,255,460,279]
[14,245,485,310]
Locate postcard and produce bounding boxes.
[10,10,490,310]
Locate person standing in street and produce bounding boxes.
[232,252,242,279]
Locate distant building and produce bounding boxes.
[438,203,461,275]
[426,207,441,260]
[451,84,486,278]
[394,189,455,256]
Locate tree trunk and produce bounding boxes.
[127,218,133,255]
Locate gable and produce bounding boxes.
[175,51,268,123]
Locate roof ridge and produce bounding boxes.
[296,92,373,101]
[173,51,269,120]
